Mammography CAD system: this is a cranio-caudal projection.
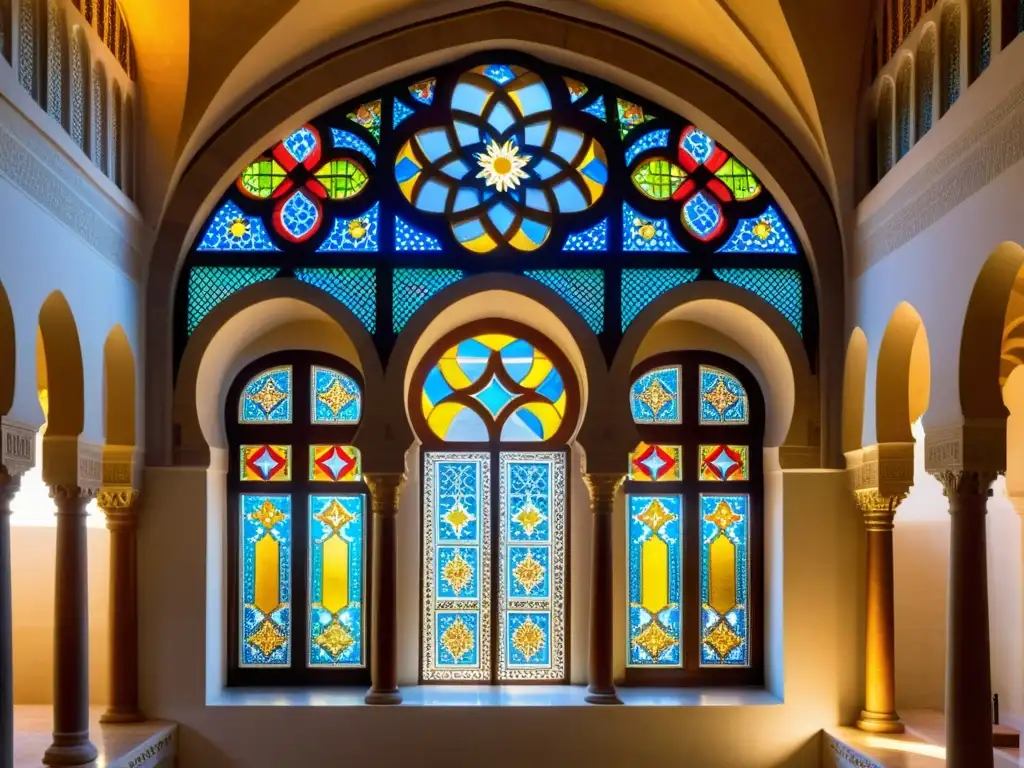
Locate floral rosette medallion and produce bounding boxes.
[394,64,609,252]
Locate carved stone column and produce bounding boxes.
[364,473,404,705]
[583,472,624,705]
[96,489,142,723]
[43,486,98,766]
[0,468,21,768]
[937,470,998,768]
[854,489,906,734]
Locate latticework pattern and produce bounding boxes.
[187,266,279,334]
[294,268,377,333]
[941,3,961,113]
[916,28,935,138]
[92,63,107,173]
[69,29,85,150]
[621,269,699,331]
[713,268,803,335]
[393,268,463,334]
[524,270,604,333]
[46,0,63,124]
[18,0,35,95]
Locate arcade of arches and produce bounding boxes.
[4,3,1024,767]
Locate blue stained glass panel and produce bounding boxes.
[631,366,681,424]
[393,98,415,128]
[499,452,565,680]
[282,126,318,164]
[624,128,671,167]
[330,128,377,166]
[623,203,685,252]
[240,366,292,423]
[581,97,606,121]
[699,365,748,424]
[293,268,376,334]
[562,218,608,252]
[393,269,464,334]
[524,270,604,333]
[718,206,797,254]
[482,64,515,84]
[311,366,362,424]
[278,191,320,241]
[682,192,723,240]
[317,202,380,252]
[395,216,443,251]
[423,453,491,680]
[627,494,682,667]
[308,495,364,667]
[700,494,749,667]
[680,127,715,166]
[198,201,279,252]
[713,268,803,335]
[187,267,279,334]
[240,494,292,666]
[620,269,700,332]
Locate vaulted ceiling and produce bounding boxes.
[118,0,874,230]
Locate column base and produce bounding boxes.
[100,707,145,724]
[43,738,99,766]
[364,687,402,705]
[585,687,623,705]
[856,710,905,734]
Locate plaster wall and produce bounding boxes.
[137,460,860,767]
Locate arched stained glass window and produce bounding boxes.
[92,61,107,173]
[45,0,64,125]
[69,25,86,151]
[970,0,991,80]
[175,51,816,368]
[916,27,936,137]
[412,322,576,683]
[896,58,913,160]
[941,3,962,113]
[625,352,763,682]
[877,79,895,179]
[227,352,370,685]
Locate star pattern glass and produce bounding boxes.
[309,445,362,482]
[629,443,682,482]
[630,365,681,424]
[699,365,748,424]
[310,366,362,424]
[700,494,749,667]
[627,494,682,667]
[239,366,292,423]
[240,494,292,666]
[699,445,749,482]
[241,445,292,482]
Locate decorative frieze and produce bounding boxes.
[924,419,1006,475]
[847,443,914,498]
[1,416,35,477]
[78,440,102,498]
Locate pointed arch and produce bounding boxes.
[103,324,135,446]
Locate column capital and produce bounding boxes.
[48,484,95,509]
[932,469,999,503]
[364,472,406,516]
[96,488,141,531]
[0,464,21,509]
[1,417,36,479]
[853,489,906,531]
[582,473,625,512]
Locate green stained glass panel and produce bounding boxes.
[187,267,279,335]
[240,158,287,199]
[631,159,686,201]
[714,268,802,335]
[715,158,761,201]
[314,160,369,200]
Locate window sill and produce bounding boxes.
[207,685,781,708]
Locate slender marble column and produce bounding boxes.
[855,490,905,734]
[364,473,404,705]
[583,472,624,705]
[43,486,97,766]
[97,490,143,723]
[1,468,21,768]
[937,470,997,768]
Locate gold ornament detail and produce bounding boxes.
[250,499,286,530]
[441,551,474,595]
[751,219,773,240]
[475,139,530,192]
[228,217,250,239]
[316,619,355,659]
[440,617,475,662]
[511,618,546,661]
[637,498,677,533]
[512,551,546,594]
[704,499,741,530]
[247,620,287,657]
[442,500,473,537]
[248,377,288,415]
[704,620,743,659]
[513,501,546,536]
[347,217,368,240]
[315,499,357,535]
[317,379,356,418]
[633,620,677,661]
[633,217,656,241]
[704,378,739,415]
[637,377,674,417]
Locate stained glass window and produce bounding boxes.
[228,354,369,684]
[179,51,814,417]
[970,0,991,80]
[625,354,761,682]
[700,494,749,666]
[417,323,573,685]
[878,79,894,178]
[418,332,572,444]
[941,4,961,113]
[916,28,936,138]
[896,59,912,160]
